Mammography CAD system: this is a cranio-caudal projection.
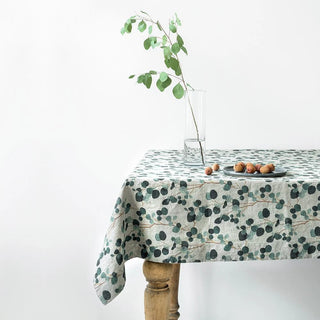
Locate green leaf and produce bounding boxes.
[149,70,157,75]
[169,57,181,76]
[137,75,145,83]
[175,13,181,26]
[156,76,172,92]
[162,76,172,89]
[148,25,153,34]
[169,22,177,33]
[162,35,167,45]
[157,21,162,31]
[159,72,168,82]
[150,37,157,48]
[156,79,165,92]
[171,43,180,54]
[177,34,184,47]
[138,20,147,32]
[120,27,125,35]
[128,74,135,79]
[137,73,153,89]
[130,18,136,23]
[144,74,152,89]
[163,46,171,59]
[125,22,132,33]
[172,83,184,99]
[140,10,149,16]
[143,38,151,50]
[181,46,188,55]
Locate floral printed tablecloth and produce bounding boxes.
[94,149,320,305]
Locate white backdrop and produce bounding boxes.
[1,0,320,319]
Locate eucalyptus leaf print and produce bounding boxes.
[94,149,320,305]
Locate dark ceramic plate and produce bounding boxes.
[223,166,287,178]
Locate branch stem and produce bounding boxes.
[156,20,205,165]
[135,14,205,165]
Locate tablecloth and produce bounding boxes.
[94,149,320,305]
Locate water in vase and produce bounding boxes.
[184,138,206,166]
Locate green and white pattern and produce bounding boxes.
[94,149,320,305]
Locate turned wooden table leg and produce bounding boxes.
[143,261,173,320]
[169,264,180,320]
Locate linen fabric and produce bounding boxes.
[94,149,320,305]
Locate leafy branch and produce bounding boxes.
[121,11,204,164]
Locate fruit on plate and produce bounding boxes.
[246,163,256,174]
[260,165,271,174]
[260,164,275,174]
[234,162,245,172]
[233,162,276,174]
[266,163,275,171]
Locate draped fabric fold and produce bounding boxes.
[94,149,320,305]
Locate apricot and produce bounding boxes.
[234,163,245,172]
[260,165,271,174]
[212,163,220,171]
[255,164,262,173]
[266,163,275,171]
[205,167,213,175]
[246,164,256,174]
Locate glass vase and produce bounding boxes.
[184,90,206,166]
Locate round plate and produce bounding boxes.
[223,166,287,178]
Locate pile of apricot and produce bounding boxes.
[234,162,275,174]
[205,163,220,175]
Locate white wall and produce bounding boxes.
[0,0,319,319]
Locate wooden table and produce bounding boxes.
[144,262,180,320]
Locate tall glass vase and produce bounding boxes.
[184,90,206,166]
